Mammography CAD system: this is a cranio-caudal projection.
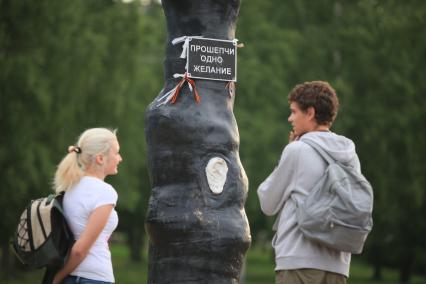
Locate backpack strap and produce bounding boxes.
[52,192,74,243]
[36,199,48,240]
[300,139,336,165]
[50,194,66,220]
[27,201,35,251]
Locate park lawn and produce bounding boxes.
[3,243,426,284]
[244,247,426,284]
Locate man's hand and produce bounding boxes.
[288,131,297,143]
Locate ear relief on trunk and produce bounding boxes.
[206,157,228,194]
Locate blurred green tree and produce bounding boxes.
[0,0,165,275]
[1,0,425,283]
[236,0,426,282]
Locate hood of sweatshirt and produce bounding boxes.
[300,131,357,164]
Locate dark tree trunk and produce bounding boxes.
[399,255,414,284]
[121,202,146,262]
[369,243,383,281]
[0,242,11,278]
[127,217,144,262]
[144,0,251,283]
[372,262,382,281]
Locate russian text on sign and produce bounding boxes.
[186,37,237,82]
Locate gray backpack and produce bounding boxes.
[296,139,373,254]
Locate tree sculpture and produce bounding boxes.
[144,0,251,283]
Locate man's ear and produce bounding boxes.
[307,106,316,120]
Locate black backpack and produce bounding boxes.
[12,192,74,282]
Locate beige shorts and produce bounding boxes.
[276,269,347,284]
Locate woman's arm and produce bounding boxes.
[52,204,114,284]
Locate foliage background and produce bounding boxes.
[1,0,425,283]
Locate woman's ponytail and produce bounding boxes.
[53,150,84,193]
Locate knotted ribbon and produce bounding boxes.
[157,73,201,106]
[156,36,203,107]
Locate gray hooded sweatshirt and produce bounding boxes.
[257,131,361,277]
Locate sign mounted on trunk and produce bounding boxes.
[187,37,237,82]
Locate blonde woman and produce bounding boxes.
[52,128,122,284]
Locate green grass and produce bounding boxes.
[3,244,426,284]
[244,246,275,284]
[244,246,426,284]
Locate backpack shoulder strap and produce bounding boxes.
[300,138,335,165]
[48,192,66,215]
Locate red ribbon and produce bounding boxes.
[170,73,201,104]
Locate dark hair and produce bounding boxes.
[288,81,339,126]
